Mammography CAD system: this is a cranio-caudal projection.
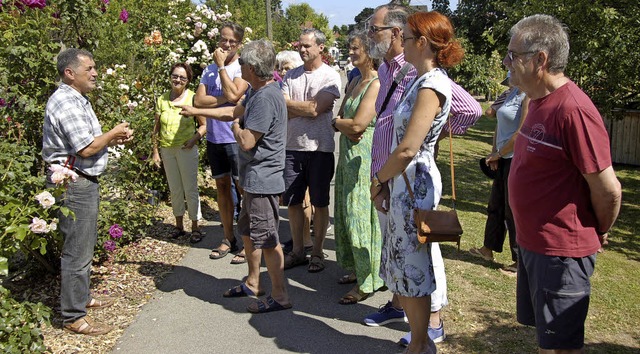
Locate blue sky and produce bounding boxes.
[282,0,459,28]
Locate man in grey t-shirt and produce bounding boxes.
[178,40,291,312]
[281,28,341,273]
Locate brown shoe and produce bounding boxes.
[63,316,113,336]
[86,296,115,309]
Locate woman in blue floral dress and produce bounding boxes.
[369,12,463,354]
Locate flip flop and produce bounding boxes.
[230,252,246,265]
[209,239,237,259]
[223,283,265,298]
[247,295,292,314]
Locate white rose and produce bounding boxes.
[106,68,114,75]
[29,217,49,234]
[118,84,130,91]
[35,191,55,209]
[51,171,66,185]
[49,221,58,231]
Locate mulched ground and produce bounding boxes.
[4,183,220,353]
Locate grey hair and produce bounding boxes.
[241,39,276,81]
[300,28,326,45]
[348,30,380,69]
[221,22,245,41]
[374,3,413,28]
[276,50,303,68]
[56,48,93,77]
[510,14,570,74]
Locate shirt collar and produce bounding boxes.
[59,82,91,105]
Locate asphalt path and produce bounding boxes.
[113,71,411,354]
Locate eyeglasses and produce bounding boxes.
[170,74,188,82]
[402,35,415,44]
[368,24,394,34]
[219,38,239,47]
[507,50,535,62]
[238,57,244,65]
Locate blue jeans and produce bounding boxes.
[48,175,100,325]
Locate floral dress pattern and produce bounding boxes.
[334,76,385,293]
[379,68,452,297]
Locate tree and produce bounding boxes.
[453,0,508,57]
[273,3,332,47]
[431,0,450,17]
[490,0,640,112]
[354,7,374,25]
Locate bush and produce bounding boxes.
[0,286,50,354]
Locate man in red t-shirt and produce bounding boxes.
[506,15,622,353]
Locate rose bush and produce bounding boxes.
[0,0,252,269]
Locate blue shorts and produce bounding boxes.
[206,141,239,179]
[282,150,334,208]
[237,193,280,249]
[517,246,596,350]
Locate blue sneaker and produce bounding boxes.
[363,301,408,327]
[399,321,446,346]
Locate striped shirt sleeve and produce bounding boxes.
[446,79,482,135]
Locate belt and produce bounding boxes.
[74,169,100,184]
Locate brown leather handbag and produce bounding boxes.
[402,121,463,249]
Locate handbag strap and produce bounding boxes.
[377,63,412,116]
[402,119,457,210]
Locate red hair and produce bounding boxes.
[407,11,463,68]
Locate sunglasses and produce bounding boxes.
[238,57,244,65]
[170,74,188,82]
[219,38,239,47]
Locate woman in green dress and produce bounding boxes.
[332,31,382,304]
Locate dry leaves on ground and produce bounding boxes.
[5,190,219,354]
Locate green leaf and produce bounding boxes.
[0,257,8,276]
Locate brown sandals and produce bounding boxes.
[339,287,371,305]
[86,296,114,309]
[63,316,113,336]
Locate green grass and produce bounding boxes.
[433,106,640,353]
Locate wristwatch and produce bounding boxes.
[218,66,226,73]
[372,173,383,187]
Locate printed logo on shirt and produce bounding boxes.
[519,123,562,153]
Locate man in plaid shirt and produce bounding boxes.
[42,48,133,336]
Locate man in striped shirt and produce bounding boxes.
[363,4,480,347]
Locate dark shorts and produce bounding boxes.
[517,246,596,350]
[206,141,239,179]
[237,193,280,249]
[282,150,334,207]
